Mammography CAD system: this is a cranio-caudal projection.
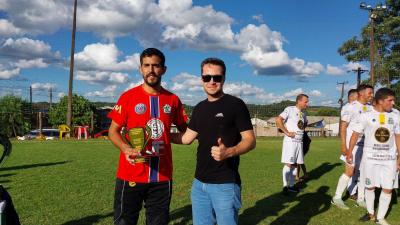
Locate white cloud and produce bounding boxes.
[0,0,328,77]
[326,62,368,76]
[170,72,202,92]
[31,82,57,91]
[75,43,140,71]
[252,14,264,23]
[76,71,129,85]
[13,58,48,69]
[0,19,23,36]
[86,85,117,97]
[0,67,20,79]
[309,90,322,97]
[326,64,345,75]
[283,88,303,98]
[0,38,59,60]
[57,92,66,98]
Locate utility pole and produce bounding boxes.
[337,81,348,136]
[67,0,77,131]
[350,67,368,88]
[360,2,387,86]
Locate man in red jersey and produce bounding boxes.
[108,48,188,225]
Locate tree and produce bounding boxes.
[49,94,95,127]
[0,95,30,137]
[338,0,400,88]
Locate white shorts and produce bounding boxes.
[339,145,363,170]
[363,160,397,189]
[281,141,303,164]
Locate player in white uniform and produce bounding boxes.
[348,88,400,225]
[343,89,360,199]
[276,94,309,195]
[332,84,374,209]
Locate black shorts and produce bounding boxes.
[113,178,172,225]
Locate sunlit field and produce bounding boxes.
[2,137,399,225]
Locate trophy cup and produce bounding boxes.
[122,126,152,163]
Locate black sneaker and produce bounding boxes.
[282,187,289,195]
[359,213,376,222]
[288,185,300,193]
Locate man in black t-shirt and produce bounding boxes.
[172,58,256,225]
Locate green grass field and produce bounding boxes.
[2,137,399,225]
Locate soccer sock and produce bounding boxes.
[289,167,297,187]
[377,192,392,220]
[282,165,291,187]
[334,174,350,199]
[347,170,358,196]
[365,188,375,215]
[357,171,365,201]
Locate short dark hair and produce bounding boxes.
[374,88,395,102]
[296,94,309,103]
[348,89,358,98]
[201,58,226,75]
[140,48,165,67]
[357,84,373,93]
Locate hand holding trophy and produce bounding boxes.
[122,126,152,163]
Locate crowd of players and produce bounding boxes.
[277,85,399,225]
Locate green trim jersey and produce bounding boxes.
[353,109,400,165]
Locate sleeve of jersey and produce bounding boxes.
[279,107,289,120]
[352,114,365,134]
[173,97,189,127]
[107,94,128,126]
[394,118,400,135]
[235,99,253,132]
[188,105,198,132]
[341,105,351,122]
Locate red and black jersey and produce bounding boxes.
[108,85,188,183]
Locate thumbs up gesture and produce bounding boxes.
[211,138,228,161]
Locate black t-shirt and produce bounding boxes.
[188,94,253,185]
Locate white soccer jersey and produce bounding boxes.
[353,109,400,165]
[341,101,372,147]
[279,106,307,142]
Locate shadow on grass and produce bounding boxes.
[170,204,192,225]
[61,212,113,225]
[297,162,341,190]
[0,161,70,172]
[239,162,339,224]
[270,186,331,225]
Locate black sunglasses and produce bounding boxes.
[201,75,223,83]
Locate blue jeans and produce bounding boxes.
[191,178,241,225]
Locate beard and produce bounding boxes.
[143,73,161,87]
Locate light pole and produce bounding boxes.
[67,0,77,130]
[359,2,387,86]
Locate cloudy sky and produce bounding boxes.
[0,0,378,106]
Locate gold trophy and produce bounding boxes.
[122,126,152,163]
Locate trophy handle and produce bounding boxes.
[120,127,132,147]
[142,125,152,150]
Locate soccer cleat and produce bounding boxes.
[288,186,300,193]
[282,187,289,196]
[376,219,391,225]
[349,194,358,201]
[331,198,349,210]
[359,213,376,222]
[356,200,367,208]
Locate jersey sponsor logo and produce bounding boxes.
[388,117,394,125]
[215,113,224,118]
[365,178,371,185]
[135,103,146,115]
[146,118,165,139]
[163,104,171,114]
[113,105,122,114]
[375,127,390,143]
[297,120,304,130]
